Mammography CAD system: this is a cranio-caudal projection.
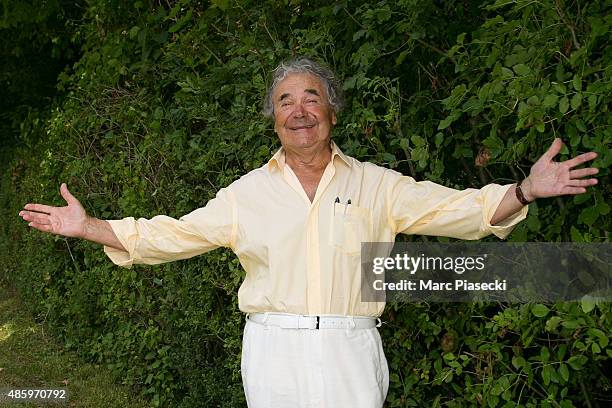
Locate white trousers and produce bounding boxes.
[240,319,389,408]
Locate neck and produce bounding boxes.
[284,139,332,175]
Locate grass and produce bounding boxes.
[0,284,149,408]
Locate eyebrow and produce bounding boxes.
[305,89,320,96]
[278,89,321,102]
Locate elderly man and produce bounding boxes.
[18,57,598,407]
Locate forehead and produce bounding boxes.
[273,72,326,100]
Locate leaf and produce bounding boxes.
[482,133,504,157]
[545,316,562,332]
[501,67,514,78]
[540,346,550,362]
[353,29,367,42]
[543,94,559,108]
[573,193,591,205]
[513,64,531,76]
[169,9,193,33]
[562,320,580,329]
[435,132,444,147]
[396,49,410,65]
[558,364,570,382]
[570,226,583,242]
[210,0,229,10]
[438,116,454,130]
[570,132,582,147]
[542,364,552,385]
[526,216,540,232]
[527,95,540,106]
[411,135,426,147]
[575,119,587,132]
[597,201,610,215]
[559,97,569,113]
[581,295,596,313]
[129,26,140,40]
[578,206,598,226]
[567,355,587,370]
[532,304,550,317]
[570,93,582,110]
[512,356,526,370]
[557,344,568,360]
[587,328,609,348]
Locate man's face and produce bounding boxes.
[272,72,337,150]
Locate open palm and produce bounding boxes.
[525,138,599,200]
[18,183,89,238]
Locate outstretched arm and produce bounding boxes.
[20,182,236,268]
[491,138,599,225]
[18,183,125,251]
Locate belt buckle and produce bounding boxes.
[298,314,319,329]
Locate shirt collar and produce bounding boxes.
[267,140,352,172]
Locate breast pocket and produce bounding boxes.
[329,203,372,255]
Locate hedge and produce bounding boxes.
[1,0,610,406]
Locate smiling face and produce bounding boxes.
[272,72,337,152]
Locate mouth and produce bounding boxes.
[288,124,316,131]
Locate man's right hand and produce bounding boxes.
[18,183,126,251]
[19,183,89,238]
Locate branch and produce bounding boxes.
[554,0,581,49]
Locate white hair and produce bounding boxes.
[263,57,343,118]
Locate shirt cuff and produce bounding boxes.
[483,184,529,240]
[103,218,138,268]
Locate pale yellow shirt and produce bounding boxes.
[104,141,528,317]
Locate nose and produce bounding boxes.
[291,102,306,118]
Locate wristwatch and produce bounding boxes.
[515,179,533,205]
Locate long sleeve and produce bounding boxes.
[386,171,528,240]
[103,187,237,268]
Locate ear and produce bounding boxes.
[331,111,337,126]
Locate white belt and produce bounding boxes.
[246,312,382,330]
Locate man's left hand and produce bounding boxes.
[521,137,599,201]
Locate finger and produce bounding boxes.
[567,178,598,187]
[22,203,55,214]
[557,187,587,195]
[60,183,78,205]
[542,138,564,161]
[28,221,54,233]
[20,211,52,225]
[563,151,598,168]
[569,167,599,179]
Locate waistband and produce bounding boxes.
[245,312,382,330]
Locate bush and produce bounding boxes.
[1,0,609,406]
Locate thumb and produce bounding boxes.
[542,137,564,161]
[60,183,78,205]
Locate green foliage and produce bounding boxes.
[0,284,150,407]
[1,0,610,406]
[0,0,84,151]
